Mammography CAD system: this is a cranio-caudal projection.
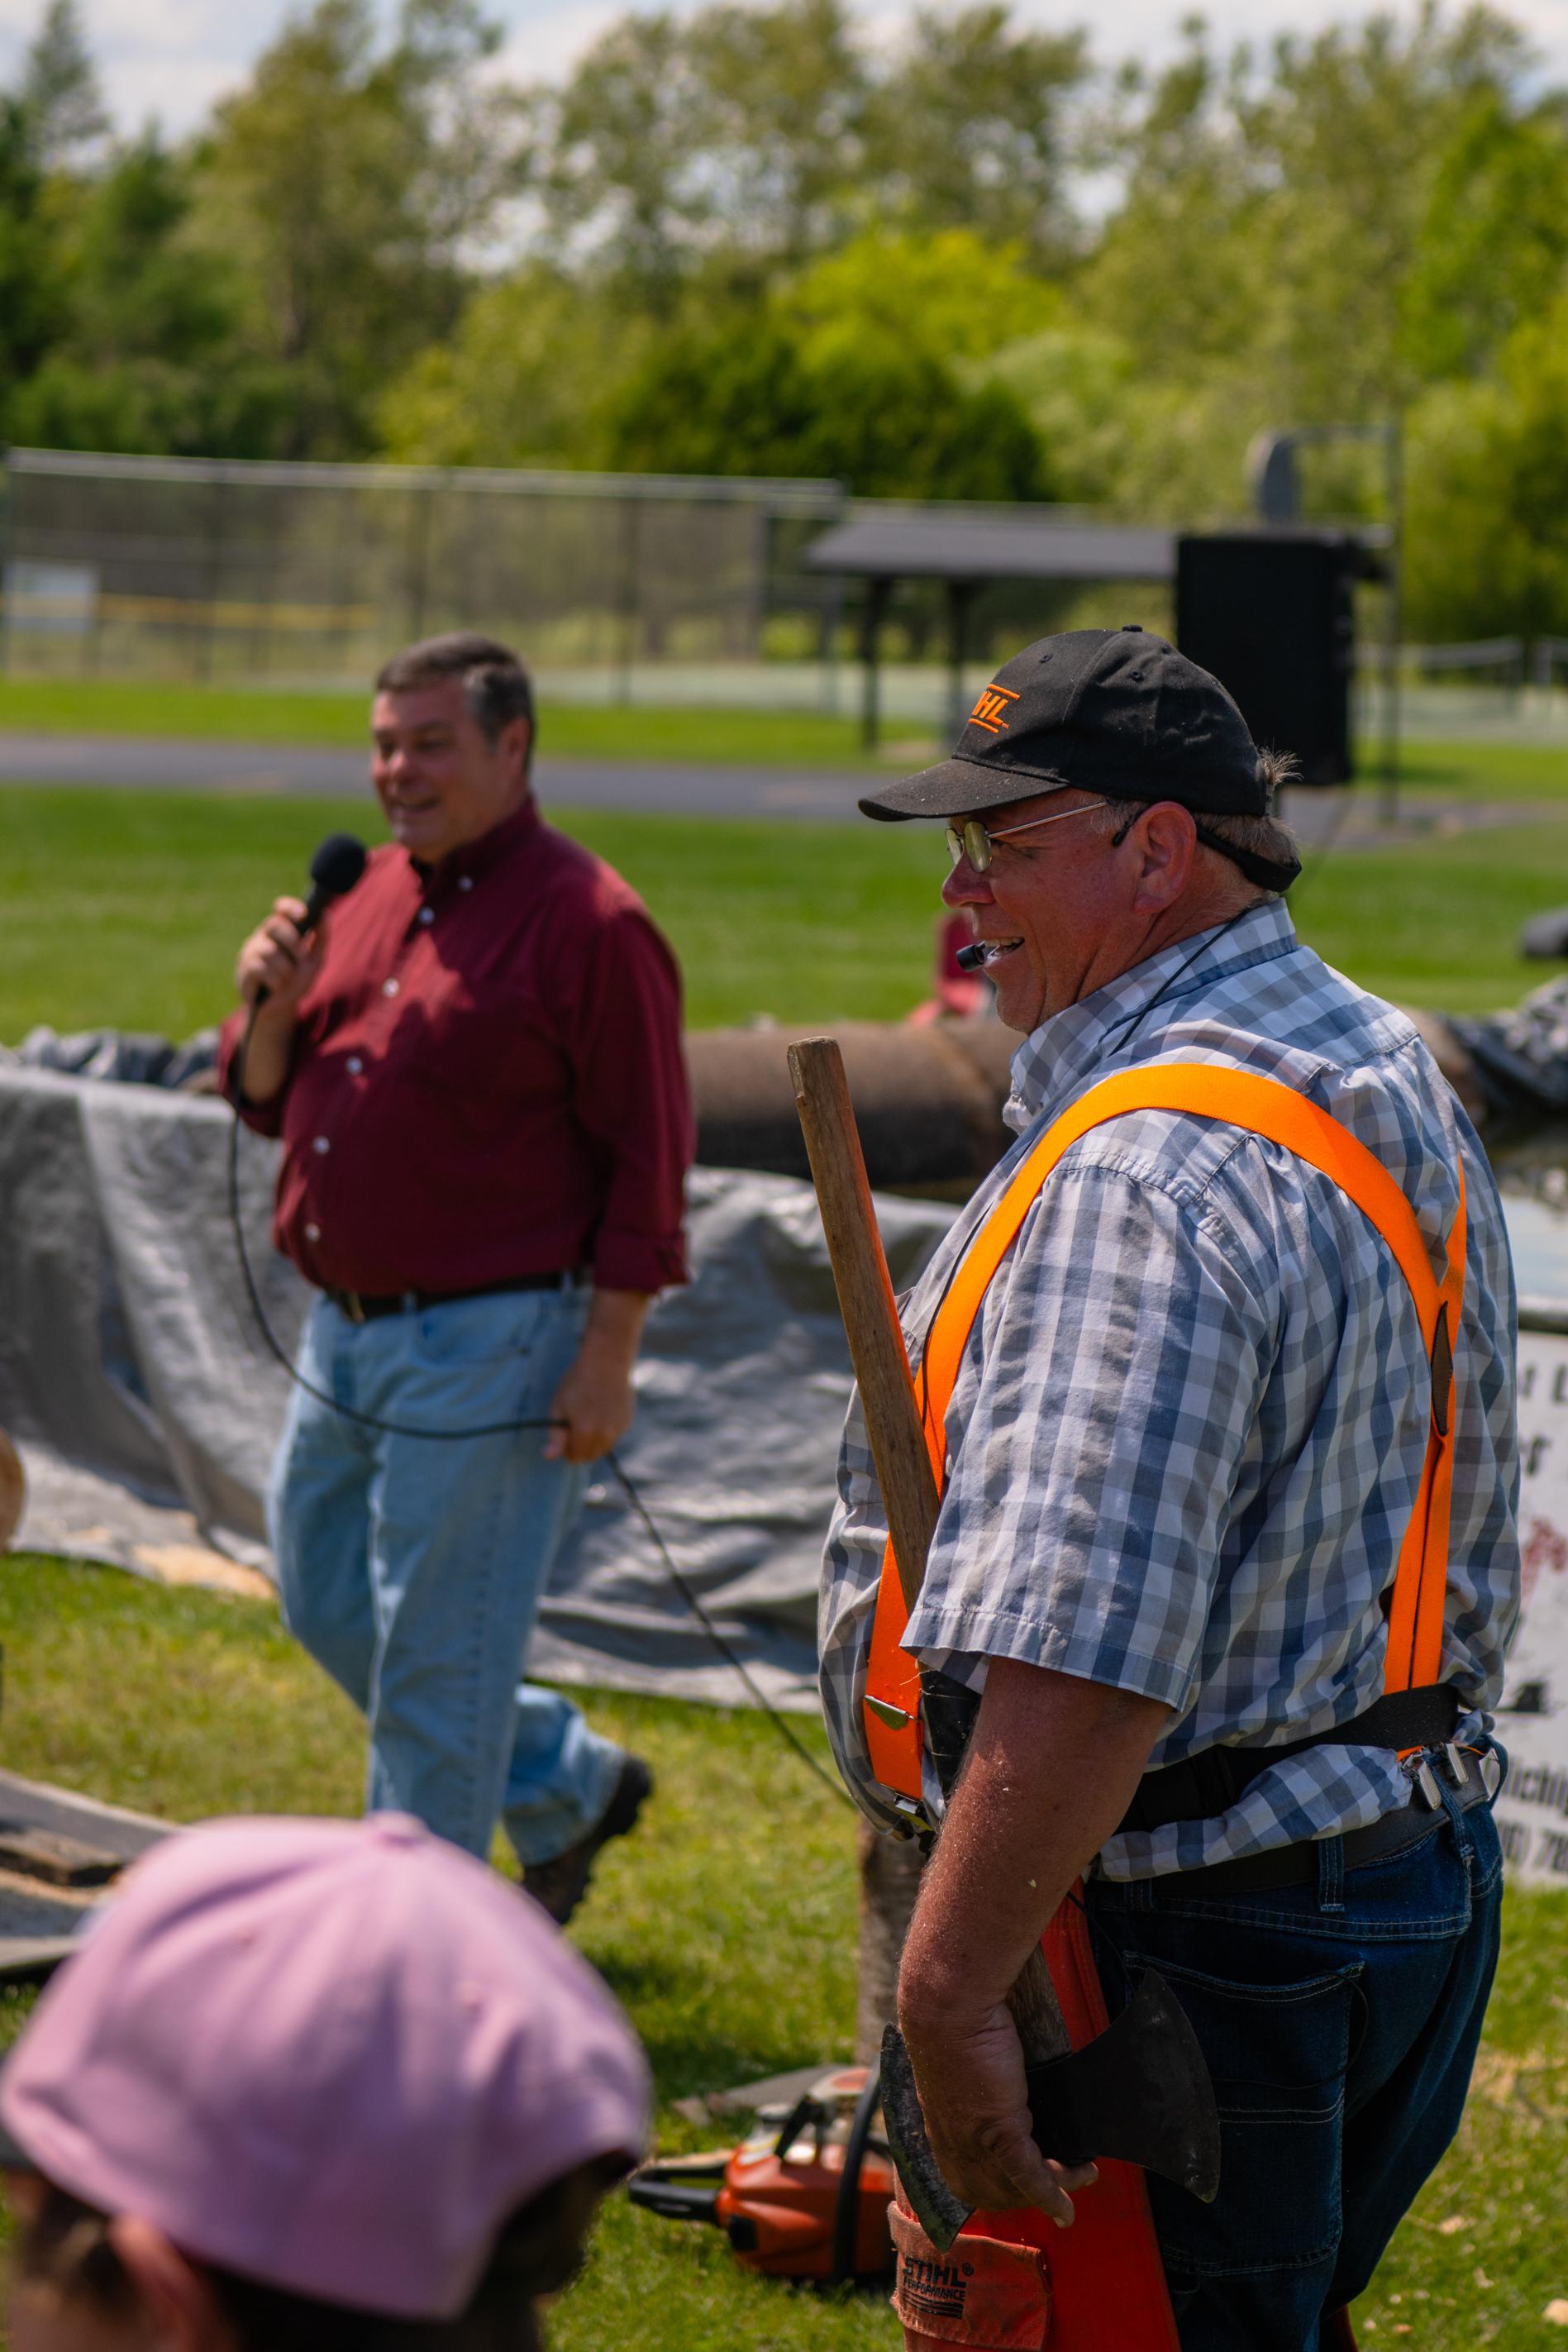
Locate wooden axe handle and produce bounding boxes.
[790,1034,1072,2069]
[789,1037,939,1615]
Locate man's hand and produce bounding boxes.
[895,1660,1170,2226]
[899,1992,1098,2226]
[232,898,330,1105]
[546,1289,652,1463]
[236,896,328,1014]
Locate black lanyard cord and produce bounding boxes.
[226,1007,853,1811]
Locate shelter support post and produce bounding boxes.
[945,579,976,740]
[860,576,893,751]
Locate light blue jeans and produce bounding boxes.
[268,1287,626,1865]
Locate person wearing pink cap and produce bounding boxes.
[0,1814,650,2350]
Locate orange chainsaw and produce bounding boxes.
[627,2061,894,2283]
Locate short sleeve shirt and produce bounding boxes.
[818,900,1520,1877]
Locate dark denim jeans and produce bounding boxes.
[1084,1786,1504,2352]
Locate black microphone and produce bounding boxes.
[255,833,367,1007]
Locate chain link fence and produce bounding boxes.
[0,449,849,701]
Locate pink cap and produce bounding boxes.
[0,1815,650,2320]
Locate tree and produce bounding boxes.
[865,6,1091,267]
[781,227,1061,363]
[521,0,1085,287]
[1090,5,1540,411]
[376,265,647,465]
[192,0,527,457]
[7,134,292,456]
[527,0,870,290]
[1405,287,1568,640]
[600,310,1050,498]
[524,12,715,298]
[0,95,69,433]
[683,0,870,260]
[18,0,107,169]
[1400,88,1568,384]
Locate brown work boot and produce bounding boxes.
[522,1756,652,1926]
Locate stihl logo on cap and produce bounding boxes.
[968,684,1018,736]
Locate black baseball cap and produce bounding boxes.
[860,627,1270,823]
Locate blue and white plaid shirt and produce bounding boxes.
[819,899,1520,1876]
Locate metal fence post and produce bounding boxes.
[0,468,14,679]
[617,494,641,706]
[198,472,226,683]
[407,478,436,643]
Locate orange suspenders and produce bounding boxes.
[862,1062,1469,1806]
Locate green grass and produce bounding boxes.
[2,785,1567,1048]
[6,669,1568,798]
[0,1553,884,2350]
[0,1555,1560,2350]
[1394,739,1568,803]
[0,675,900,769]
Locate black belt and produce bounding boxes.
[324,1271,585,1324]
[1146,1742,1496,1896]
[1117,1685,1461,1835]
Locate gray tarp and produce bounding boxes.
[0,1069,955,1710]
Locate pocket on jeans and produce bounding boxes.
[1123,1952,1361,2278]
[412,1294,542,1368]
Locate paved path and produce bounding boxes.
[0,729,1563,839]
[0,730,874,821]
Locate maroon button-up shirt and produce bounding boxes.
[218,802,692,1297]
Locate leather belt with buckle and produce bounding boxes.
[325,1271,584,1324]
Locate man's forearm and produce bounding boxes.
[546,1288,655,1463]
[900,1660,1170,2028]
[580,1286,652,1368]
[233,1008,298,1108]
[889,1659,1170,2220]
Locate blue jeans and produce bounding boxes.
[1084,1786,1504,2352]
[268,1289,626,1865]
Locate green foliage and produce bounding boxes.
[17,0,104,169]
[377,264,648,465]
[1404,285,1568,640]
[600,303,1048,496]
[522,0,1090,288]
[188,0,524,456]
[0,94,67,424]
[18,0,1568,630]
[6,133,289,456]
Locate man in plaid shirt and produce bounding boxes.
[820,629,1518,2350]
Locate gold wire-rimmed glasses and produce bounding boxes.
[944,799,1110,873]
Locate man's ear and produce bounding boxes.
[106,2218,233,2351]
[1127,803,1197,911]
[498,713,532,790]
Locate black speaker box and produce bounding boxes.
[1176,532,1361,787]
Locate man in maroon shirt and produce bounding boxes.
[222,633,693,1922]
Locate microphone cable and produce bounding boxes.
[227,1005,557,1441]
[226,1004,853,1811]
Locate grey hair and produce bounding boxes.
[376,632,535,758]
[1089,751,1300,899]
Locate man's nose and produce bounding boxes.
[941,856,991,909]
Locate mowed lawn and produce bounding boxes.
[0,1558,1559,2351]
[0,772,1566,2345]
[3,781,1568,1044]
[0,674,894,770]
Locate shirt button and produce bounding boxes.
[383,978,399,997]
[312,1136,330,1155]
[346,1056,363,1076]
[304,1223,321,1243]
[458,875,474,892]
[418,908,434,925]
